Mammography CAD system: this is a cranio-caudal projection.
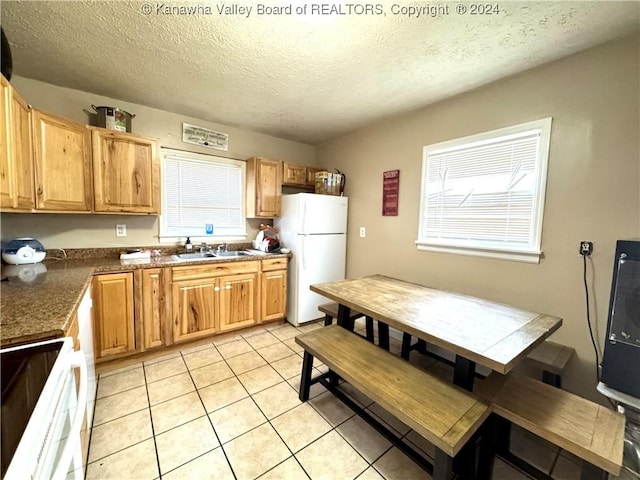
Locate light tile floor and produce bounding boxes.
[87,319,594,480]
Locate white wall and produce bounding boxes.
[317,35,640,402]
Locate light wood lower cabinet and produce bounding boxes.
[219,273,258,332]
[93,272,136,359]
[260,258,288,322]
[136,268,170,350]
[93,258,287,360]
[172,278,218,343]
[172,261,260,342]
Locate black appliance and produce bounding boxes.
[601,239,640,399]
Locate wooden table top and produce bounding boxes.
[310,275,562,375]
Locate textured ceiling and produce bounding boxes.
[2,1,639,144]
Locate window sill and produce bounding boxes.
[415,241,542,264]
[159,234,248,244]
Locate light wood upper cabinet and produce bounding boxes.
[283,162,306,186]
[1,75,35,211]
[93,272,136,359]
[0,76,12,208]
[92,129,160,214]
[283,162,320,188]
[136,268,170,350]
[246,156,282,218]
[32,110,92,211]
[306,167,321,187]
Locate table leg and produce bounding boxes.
[401,333,412,359]
[453,355,476,391]
[324,314,333,326]
[378,322,390,350]
[337,304,354,331]
[365,316,375,343]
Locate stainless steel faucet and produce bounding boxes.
[198,242,208,253]
[217,243,228,253]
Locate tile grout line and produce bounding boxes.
[179,344,240,480]
[141,361,164,479]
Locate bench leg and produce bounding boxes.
[299,351,315,401]
[324,314,333,326]
[338,304,354,331]
[476,414,497,480]
[401,333,412,360]
[542,370,562,388]
[433,449,453,480]
[378,322,390,350]
[580,461,608,480]
[365,316,375,343]
[328,369,340,388]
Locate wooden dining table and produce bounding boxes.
[310,274,563,391]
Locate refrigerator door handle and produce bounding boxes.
[302,199,308,234]
[301,235,306,271]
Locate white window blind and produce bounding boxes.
[417,118,552,263]
[160,149,246,239]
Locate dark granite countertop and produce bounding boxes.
[0,252,290,347]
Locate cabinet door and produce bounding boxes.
[1,78,35,210]
[137,268,169,350]
[172,278,218,343]
[92,130,160,213]
[306,167,321,187]
[218,273,258,332]
[261,270,287,322]
[11,88,35,209]
[283,162,307,186]
[0,75,12,208]
[32,110,92,211]
[93,273,135,359]
[247,157,282,218]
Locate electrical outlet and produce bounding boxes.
[580,241,593,256]
[116,224,127,237]
[359,227,366,238]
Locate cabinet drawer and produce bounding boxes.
[261,257,288,272]
[172,261,259,281]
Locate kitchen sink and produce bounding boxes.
[172,251,255,261]
[172,252,216,260]
[214,251,252,257]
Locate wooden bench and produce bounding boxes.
[318,302,389,348]
[478,373,625,480]
[295,325,491,480]
[522,340,575,388]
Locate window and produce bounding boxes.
[159,149,246,240]
[417,118,552,263]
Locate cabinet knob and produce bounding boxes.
[214,286,220,292]
[225,285,232,290]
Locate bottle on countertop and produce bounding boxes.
[185,237,193,252]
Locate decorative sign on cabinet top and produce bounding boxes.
[182,123,229,151]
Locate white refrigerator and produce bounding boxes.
[276,193,348,326]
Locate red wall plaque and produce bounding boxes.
[382,170,400,216]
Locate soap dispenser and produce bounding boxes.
[185,237,193,252]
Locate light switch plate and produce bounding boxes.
[116,224,127,237]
